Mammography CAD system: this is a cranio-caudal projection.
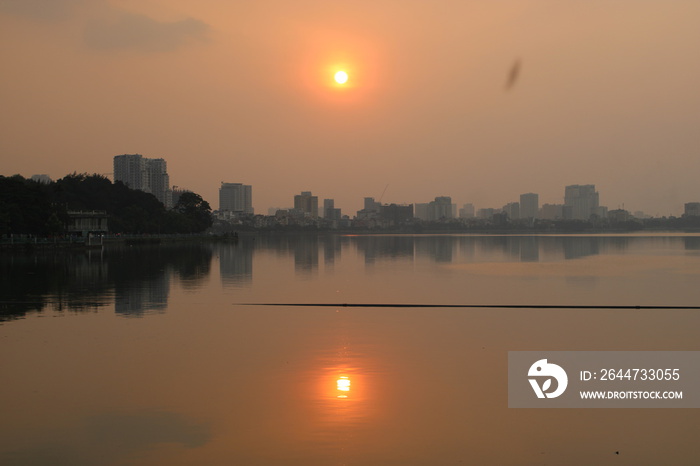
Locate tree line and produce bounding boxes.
[0,173,212,235]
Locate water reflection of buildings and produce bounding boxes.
[1,251,113,321]
[251,235,321,274]
[684,237,700,250]
[415,236,453,263]
[215,234,667,286]
[111,244,213,316]
[604,236,633,253]
[109,244,212,316]
[219,243,253,285]
[365,235,626,263]
[248,235,567,271]
[323,235,344,267]
[294,236,319,273]
[464,236,538,262]
[519,236,540,262]
[2,244,217,322]
[49,250,112,311]
[114,273,169,317]
[561,237,600,260]
[355,236,415,265]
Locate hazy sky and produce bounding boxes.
[2,0,700,216]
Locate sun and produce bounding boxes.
[334,70,348,84]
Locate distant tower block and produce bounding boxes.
[520,193,539,219]
[294,191,318,218]
[564,185,599,220]
[220,182,253,214]
[114,154,172,208]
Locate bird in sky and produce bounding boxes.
[505,58,521,90]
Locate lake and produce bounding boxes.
[1,234,699,465]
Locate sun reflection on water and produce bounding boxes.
[336,375,351,398]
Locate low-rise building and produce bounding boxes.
[66,211,108,237]
[685,202,700,217]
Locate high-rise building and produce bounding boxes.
[431,196,454,220]
[459,203,475,219]
[414,203,429,221]
[115,271,169,317]
[323,199,341,220]
[171,187,191,207]
[364,197,381,212]
[219,182,253,214]
[294,191,318,218]
[564,184,599,220]
[114,154,172,208]
[415,197,454,221]
[356,197,381,219]
[145,158,170,208]
[503,202,520,220]
[477,208,497,219]
[379,204,413,225]
[520,193,539,219]
[114,154,146,190]
[323,199,334,218]
[540,204,564,220]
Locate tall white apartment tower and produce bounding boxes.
[145,158,171,208]
[114,154,172,207]
[113,154,146,190]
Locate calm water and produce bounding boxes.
[2,234,700,465]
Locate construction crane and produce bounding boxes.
[378,184,389,204]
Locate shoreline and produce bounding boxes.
[4,227,700,252]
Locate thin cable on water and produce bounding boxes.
[235,303,700,310]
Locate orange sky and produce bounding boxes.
[2,1,700,216]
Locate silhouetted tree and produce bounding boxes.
[0,175,59,235]
[1,172,216,235]
[173,192,212,233]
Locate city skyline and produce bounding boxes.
[13,164,700,220]
[2,2,700,217]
